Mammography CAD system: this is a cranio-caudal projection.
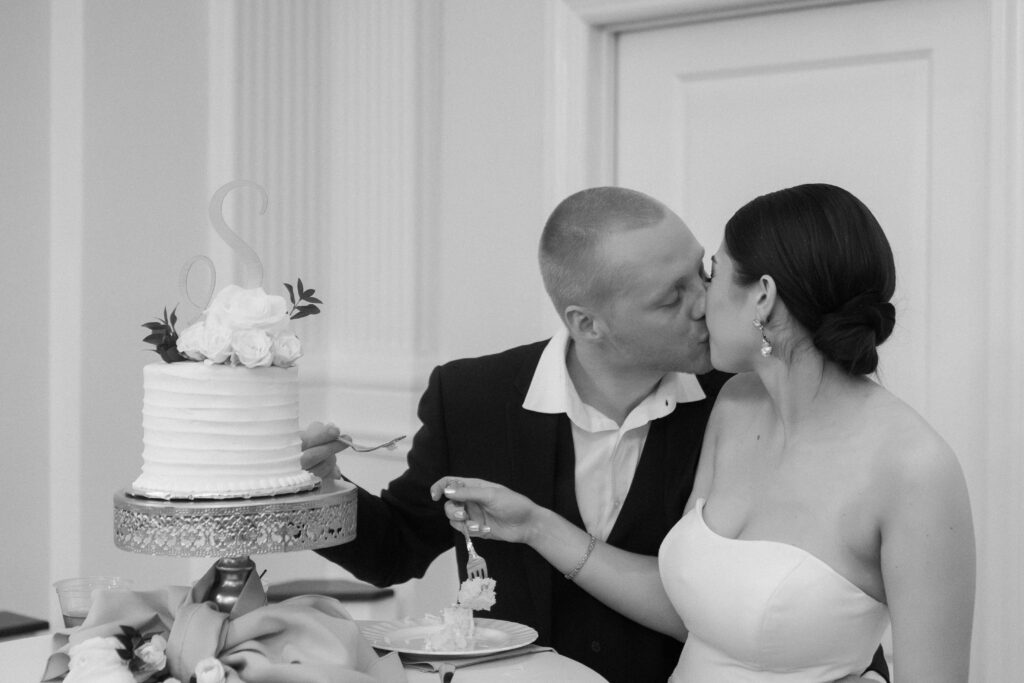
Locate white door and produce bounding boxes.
[616,0,992,674]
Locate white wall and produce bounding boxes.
[435,0,554,359]
[75,0,212,589]
[0,0,53,620]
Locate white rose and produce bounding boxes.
[198,323,234,364]
[65,637,133,683]
[205,284,289,334]
[133,633,167,672]
[270,332,303,368]
[64,662,134,683]
[231,329,274,368]
[194,656,226,683]
[68,636,123,660]
[176,321,207,361]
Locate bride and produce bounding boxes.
[432,184,975,682]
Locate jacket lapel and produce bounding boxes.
[606,417,667,549]
[605,406,699,552]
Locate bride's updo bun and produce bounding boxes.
[813,292,896,375]
[724,184,896,375]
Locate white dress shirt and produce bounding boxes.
[522,328,705,541]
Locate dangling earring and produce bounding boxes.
[753,318,773,357]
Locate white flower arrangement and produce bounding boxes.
[63,629,231,683]
[64,629,168,683]
[143,280,321,369]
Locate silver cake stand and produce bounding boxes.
[113,480,357,612]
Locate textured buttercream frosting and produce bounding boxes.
[132,362,318,499]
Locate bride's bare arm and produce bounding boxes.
[880,438,975,682]
[430,477,687,640]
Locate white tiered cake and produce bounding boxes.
[133,361,317,499]
[134,282,322,500]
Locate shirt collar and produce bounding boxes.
[523,327,706,430]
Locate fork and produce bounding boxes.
[460,522,489,580]
[336,434,406,453]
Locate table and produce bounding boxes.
[0,631,608,682]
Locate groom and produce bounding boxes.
[302,187,888,683]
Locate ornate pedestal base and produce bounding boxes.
[113,481,356,556]
[113,481,357,610]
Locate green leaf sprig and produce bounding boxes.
[284,278,323,320]
[142,306,187,363]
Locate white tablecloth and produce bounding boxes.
[0,632,608,682]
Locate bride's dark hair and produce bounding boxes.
[724,183,896,375]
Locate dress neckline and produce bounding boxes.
[693,498,886,607]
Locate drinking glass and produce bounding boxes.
[53,576,133,628]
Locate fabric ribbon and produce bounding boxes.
[42,563,404,683]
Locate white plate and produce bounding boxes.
[361,617,538,657]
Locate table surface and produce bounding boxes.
[0,631,608,682]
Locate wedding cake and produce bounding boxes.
[133,282,322,500]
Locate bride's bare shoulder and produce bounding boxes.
[704,373,766,434]
[866,388,964,493]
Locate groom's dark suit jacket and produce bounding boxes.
[318,340,888,683]
[319,340,726,682]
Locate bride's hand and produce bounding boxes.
[430,476,542,545]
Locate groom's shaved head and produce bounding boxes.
[539,186,667,316]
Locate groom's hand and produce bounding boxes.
[300,421,347,480]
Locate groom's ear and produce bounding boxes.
[565,305,602,341]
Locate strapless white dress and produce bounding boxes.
[659,499,889,682]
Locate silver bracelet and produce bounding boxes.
[564,533,597,581]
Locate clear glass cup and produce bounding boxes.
[53,576,133,628]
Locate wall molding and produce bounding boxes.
[563,0,878,29]
[978,0,1024,677]
[212,0,443,437]
[48,0,85,621]
[547,0,882,199]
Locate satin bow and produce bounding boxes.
[42,563,404,683]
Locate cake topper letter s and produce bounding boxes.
[177,180,268,313]
[145,182,322,366]
[209,180,267,289]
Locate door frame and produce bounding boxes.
[543,0,872,206]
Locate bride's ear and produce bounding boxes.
[753,275,778,323]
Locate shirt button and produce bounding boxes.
[591,640,601,653]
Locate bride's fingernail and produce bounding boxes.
[467,522,480,533]
[480,525,491,534]
[443,486,457,497]
[453,508,465,520]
